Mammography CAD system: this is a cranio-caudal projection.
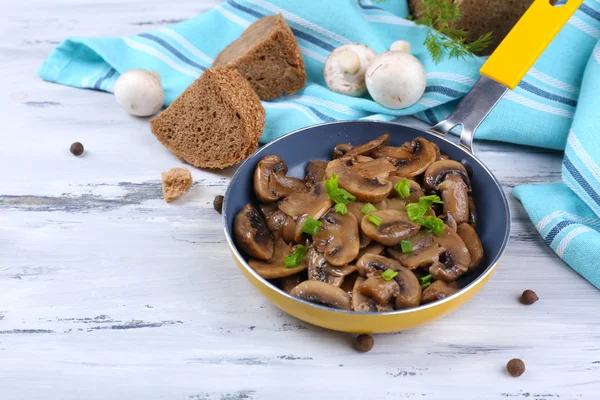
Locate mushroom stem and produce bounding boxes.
[390,40,411,53]
[337,50,360,74]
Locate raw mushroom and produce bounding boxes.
[324,44,376,97]
[266,210,296,243]
[114,69,164,117]
[234,203,274,260]
[290,280,352,310]
[456,223,484,270]
[365,50,426,109]
[305,160,328,187]
[372,138,437,177]
[421,280,460,304]
[313,210,360,266]
[430,227,471,281]
[360,210,420,246]
[390,40,411,53]
[248,238,307,279]
[254,155,306,203]
[332,134,389,159]
[358,276,400,305]
[325,157,396,202]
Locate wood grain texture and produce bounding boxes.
[1,1,599,399]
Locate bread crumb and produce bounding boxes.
[161,167,193,202]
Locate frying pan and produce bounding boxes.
[222,0,583,333]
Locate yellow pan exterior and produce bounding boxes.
[231,247,498,334]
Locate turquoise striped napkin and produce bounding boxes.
[39,0,600,288]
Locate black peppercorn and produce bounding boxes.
[354,334,374,352]
[70,142,84,156]
[520,289,539,305]
[507,358,526,377]
[213,195,224,214]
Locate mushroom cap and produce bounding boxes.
[430,226,471,281]
[265,210,296,243]
[254,155,305,203]
[313,210,360,266]
[325,157,396,202]
[356,253,403,277]
[423,160,471,193]
[278,181,333,220]
[360,209,420,246]
[114,69,164,117]
[421,280,460,304]
[456,223,484,270]
[234,203,274,260]
[358,276,400,305]
[248,238,307,279]
[305,160,328,187]
[333,134,389,159]
[390,40,412,53]
[365,51,426,109]
[290,280,352,310]
[393,265,422,310]
[324,44,376,97]
[372,138,437,178]
[352,276,378,312]
[439,173,470,224]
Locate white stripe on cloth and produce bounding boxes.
[594,44,600,64]
[504,91,574,118]
[215,4,251,27]
[297,45,327,63]
[122,37,200,77]
[262,101,321,123]
[244,0,350,44]
[528,68,579,94]
[569,16,600,39]
[556,226,596,257]
[160,29,214,64]
[536,210,600,232]
[563,174,600,220]
[567,132,600,187]
[426,72,476,86]
[417,98,443,108]
[363,14,419,26]
[287,94,366,116]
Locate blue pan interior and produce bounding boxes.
[224,121,510,295]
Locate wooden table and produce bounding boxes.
[2,1,599,398]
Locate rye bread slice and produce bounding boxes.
[150,68,265,169]
[213,13,306,100]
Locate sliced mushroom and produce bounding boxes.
[352,276,377,312]
[421,280,460,304]
[333,134,389,159]
[357,241,385,259]
[393,266,422,310]
[313,210,360,266]
[248,238,307,279]
[371,138,437,177]
[234,204,274,260]
[305,160,328,187]
[430,227,471,281]
[358,276,399,305]
[340,271,359,297]
[386,232,447,270]
[423,160,471,194]
[373,197,406,211]
[356,253,403,277]
[290,280,352,310]
[279,271,307,294]
[278,182,333,220]
[468,196,477,227]
[439,172,470,224]
[266,210,296,243]
[346,201,372,248]
[388,176,424,203]
[306,247,355,287]
[433,226,471,267]
[361,210,420,246]
[325,157,395,202]
[439,212,458,232]
[254,155,306,203]
[429,251,469,281]
[456,223,484,270]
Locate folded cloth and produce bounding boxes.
[39,0,600,288]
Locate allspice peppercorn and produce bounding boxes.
[213,195,224,214]
[520,289,539,305]
[70,142,84,156]
[507,358,526,377]
[354,334,374,352]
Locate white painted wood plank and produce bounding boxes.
[1,1,599,399]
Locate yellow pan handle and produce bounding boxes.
[480,0,583,89]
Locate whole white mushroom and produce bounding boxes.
[324,44,376,97]
[365,50,426,109]
[114,69,164,117]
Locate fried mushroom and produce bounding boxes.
[290,280,352,310]
[234,204,274,260]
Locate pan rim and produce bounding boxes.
[223,120,511,317]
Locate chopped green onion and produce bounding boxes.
[421,216,445,236]
[328,188,356,205]
[284,245,307,268]
[381,269,398,281]
[401,240,413,253]
[368,214,382,227]
[334,203,348,216]
[419,195,444,206]
[324,174,339,194]
[300,217,323,235]
[405,202,428,222]
[420,281,431,290]
[360,203,377,214]
[419,274,432,285]
[394,179,411,199]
